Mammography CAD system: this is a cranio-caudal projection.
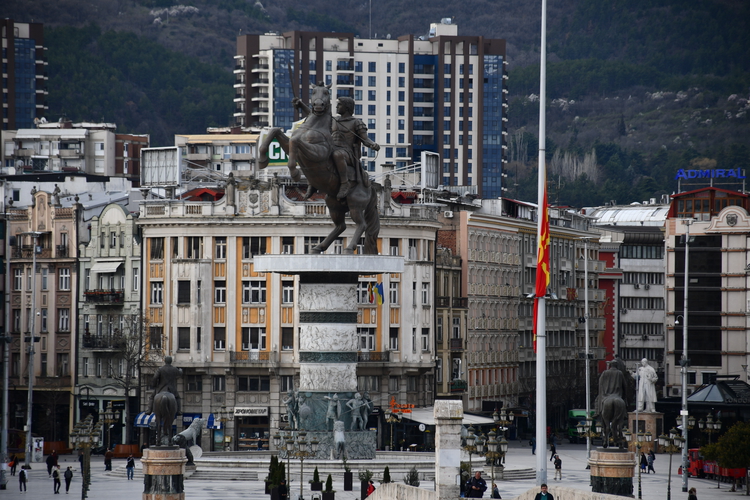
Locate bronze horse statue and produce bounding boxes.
[599,394,627,448]
[257,83,380,254]
[153,390,177,446]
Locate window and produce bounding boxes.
[238,376,270,392]
[282,328,294,350]
[242,327,267,350]
[187,237,203,258]
[150,326,163,349]
[242,280,266,303]
[13,269,22,290]
[187,375,202,392]
[215,237,227,259]
[368,61,376,72]
[133,267,139,291]
[110,232,117,248]
[436,358,443,383]
[412,328,417,353]
[177,281,191,304]
[357,282,370,304]
[282,237,294,254]
[407,376,418,392]
[389,282,399,304]
[42,268,48,290]
[702,372,716,384]
[58,268,71,290]
[213,375,226,392]
[389,376,399,392]
[82,357,89,377]
[151,282,163,304]
[421,328,430,351]
[304,237,324,254]
[282,283,294,304]
[422,283,430,305]
[214,281,226,304]
[436,317,443,342]
[58,308,70,332]
[178,327,190,350]
[40,308,47,332]
[452,317,461,338]
[389,328,399,350]
[368,90,376,101]
[213,327,226,351]
[358,327,376,351]
[280,375,294,393]
[96,358,102,377]
[12,309,20,333]
[150,238,164,259]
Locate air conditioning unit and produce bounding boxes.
[443,210,454,218]
[634,283,640,289]
[644,284,650,290]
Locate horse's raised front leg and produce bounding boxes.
[311,197,348,253]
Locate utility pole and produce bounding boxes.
[23,232,41,468]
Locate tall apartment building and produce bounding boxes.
[234,20,508,198]
[1,120,149,179]
[664,187,750,397]
[136,181,439,450]
[76,203,143,445]
[7,189,82,443]
[1,20,48,130]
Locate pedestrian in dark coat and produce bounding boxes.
[19,468,28,492]
[46,452,57,476]
[64,466,74,493]
[53,465,62,494]
[549,442,557,462]
[9,454,17,475]
[466,471,487,498]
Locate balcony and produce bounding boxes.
[449,338,463,351]
[230,351,271,363]
[82,334,125,350]
[357,351,390,362]
[12,246,51,258]
[450,379,467,393]
[84,289,124,304]
[436,296,450,307]
[452,297,468,308]
[56,244,68,257]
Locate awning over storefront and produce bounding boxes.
[401,407,495,427]
[206,413,221,430]
[90,261,123,273]
[134,412,155,428]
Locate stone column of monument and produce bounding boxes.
[434,400,463,500]
[141,447,188,500]
[254,254,403,459]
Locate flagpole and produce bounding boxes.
[536,0,549,486]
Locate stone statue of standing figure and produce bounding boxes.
[347,393,365,431]
[324,393,341,431]
[283,389,298,429]
[635,358,658,412]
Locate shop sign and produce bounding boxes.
[182,413,202,425]
[234,407,269,417]
[675,168,746,180]
[110,400,126,410]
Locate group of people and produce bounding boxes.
[7,451,75,494]
[640,449,656,474]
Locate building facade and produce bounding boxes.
[234,19,508,197]
[1,20,48,130]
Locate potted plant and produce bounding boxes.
[310,466,323,491]
[343,457,353,491]
[322,473,336,500]
[358,469,373,500]
[382,466,391,484]
[265,455,278,494]
[403,465,420,487]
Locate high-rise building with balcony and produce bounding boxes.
[234,20,508,198]
[1,20,48,130]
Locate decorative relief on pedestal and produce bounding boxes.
[299,324,358,351]
[299,284,357,311]
[299,364,357,392]
[299,312,357,324]
[299,352,358,363]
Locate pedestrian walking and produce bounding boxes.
[126,454,136,480]
[104,448,113,471]
[366,479,376,497]
[687,487,698,500]
[64,466,74,493]
[78,450,84,476]
[46,451,57,476]
[9,454,17,475]
[530,437,536,455]
[278,479,288,500]
[466,471,487,498]
[53,464,62,494]
[640,453,647,473]
[534,483,554,500]
[647,451,655,474]
[549,442,557,461]
[19,467,28,493]
[553,455,562,481]
[491,482,502,498]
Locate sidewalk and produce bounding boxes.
[1,442,746,500]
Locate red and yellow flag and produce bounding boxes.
[533,182,551,353]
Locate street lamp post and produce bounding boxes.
[698,412,722,445]
[581,236,593,463]
[384,408,402,451]
[70,415,98,500]
[680,219,692,493]
[99,402,118,451]
[492,408,514,465]
[463,425,478,474]
[624,427,652,500]
[284,429,319,500]
[22,231,42,468]
[659,428,685,500]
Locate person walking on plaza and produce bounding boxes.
[647,450,655,474]
[104,448,113,471]
[534,483,554,500]
[126,454,136,480]
[530,436,536,455]
[688,487,698,500]
[18,467,28,493]
[64,466,74,493]
[640,452,647,473]
[549,442,557,462]
[553,454,562,481]
[278,479,288,500]
[46,450,58,476]
[9,453,18,475]
[466,471,487,498]
[53,464,62,494]
[491,482,502,498]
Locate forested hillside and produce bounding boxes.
[4,0,749,205]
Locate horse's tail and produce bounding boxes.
[364,186,380,255]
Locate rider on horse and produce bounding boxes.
[147,356,182,415]
[293,94,379,199]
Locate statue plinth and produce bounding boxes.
[627,411,664,455]
[589,448,635,497]
[142,447,188,500]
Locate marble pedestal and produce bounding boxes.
[142,447,188,500]
[589,448,635,497]
[254,255,404,459]
[627,412,663,455]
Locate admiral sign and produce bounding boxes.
[675,168,746,180]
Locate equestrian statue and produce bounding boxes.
[257,83,381,255]
[595,360,629,448]
[148,356,182,446]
